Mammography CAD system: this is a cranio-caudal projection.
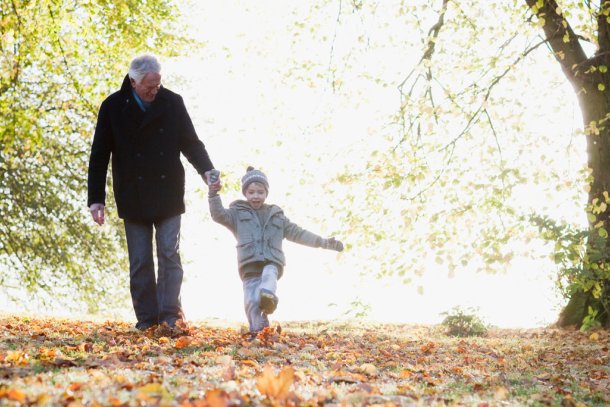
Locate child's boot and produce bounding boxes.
[260,289,279,315]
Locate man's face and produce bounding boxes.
[244,182,267,210]
[131,72,161,102]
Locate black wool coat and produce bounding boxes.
[88,75,214,222]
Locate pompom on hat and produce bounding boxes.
[241,166,269,194]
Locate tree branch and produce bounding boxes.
[598,1,610,52]
[398,0,449,94]
[523,0,589,84]
[440,38,548,151]
[47,4,96,114]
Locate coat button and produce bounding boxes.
[159,152,164,156]
[161,175,166,179]
[138,176,142,180]
[159,128,164,133]
[136,153,141,158]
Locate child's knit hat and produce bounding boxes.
[241,166,269,194]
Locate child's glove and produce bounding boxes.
[206,169,221,197]
[322,237,344,252]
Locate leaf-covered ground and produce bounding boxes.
[0,316,608,406]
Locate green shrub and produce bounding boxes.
[441,307,488,337]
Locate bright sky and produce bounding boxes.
[144,0,575,329]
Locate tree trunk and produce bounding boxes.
[523,0,610,329]
[557,85,610,328]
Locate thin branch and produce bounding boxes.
[47,4,96,114]
[402,37,548,202]
[397,0,449,94]
[328,0,342,92]
[422,0,450,61]
[405,141,456,201]
[440,38,548,152]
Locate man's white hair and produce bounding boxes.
[128,54,161,84]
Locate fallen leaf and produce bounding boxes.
[175,336,192,349]
[359,363,378,376]
[5,350,29,366]
[53,357,77,367]
[240,359,259,367]
[222,365,235,381]
[204,388,230,407]
[399,369,413,378]
[7,389,27,403]
[137,382,163,394]
[256,364,295,401]
[493,386,509,400]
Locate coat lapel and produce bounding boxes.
[138,90,167,131]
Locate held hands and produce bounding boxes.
[89,203,105,225]
[205,169,222,197]
[322,237,344,252]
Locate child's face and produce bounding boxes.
[244,182,267,209]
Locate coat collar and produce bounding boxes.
[230,200,282,216]
[119,74,168,130]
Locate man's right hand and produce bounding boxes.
[90,203,105,225]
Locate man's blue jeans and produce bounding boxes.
[124,215,184,329]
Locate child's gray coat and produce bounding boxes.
[208,196,324,278]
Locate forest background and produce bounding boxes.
[2,0,605,330]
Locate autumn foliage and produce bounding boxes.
[0,316,608,406]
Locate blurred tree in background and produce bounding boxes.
[0,0,190,313]
[290,0,609,328]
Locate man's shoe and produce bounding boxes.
[260,289,278,315]
[135,322,158,331]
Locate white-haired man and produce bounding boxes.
[88,54,220,331]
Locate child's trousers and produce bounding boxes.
[242,263,278,332]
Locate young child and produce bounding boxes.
[208,166,344,334]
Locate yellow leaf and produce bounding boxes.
[589,332,600,341]
[240,359,259,367]
[158,337,170,344]
[256,365,295,401]
[494,386,509,400]
[5,350,29,366]
[137,383,163,394]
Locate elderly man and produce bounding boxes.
[88,54,219,331]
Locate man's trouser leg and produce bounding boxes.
[124,219,158,329]
[155,215,184,327]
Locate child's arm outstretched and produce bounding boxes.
[284,218,344,252]
[318,236,344,252]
